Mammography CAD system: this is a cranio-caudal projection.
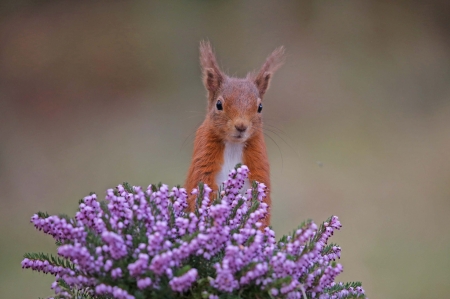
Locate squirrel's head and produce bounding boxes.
[199,41,285,143]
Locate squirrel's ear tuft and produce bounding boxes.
[199,41,224,95]
[251,46,285,98]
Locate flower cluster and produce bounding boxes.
[22,165,366,299]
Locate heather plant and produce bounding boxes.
[22,165,367,299]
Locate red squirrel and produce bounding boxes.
[184,41,284,227]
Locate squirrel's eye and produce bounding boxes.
[216,100,223,111]
[257,103,263,113]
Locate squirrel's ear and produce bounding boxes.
[251,46,285,98]
[199,41,224,95]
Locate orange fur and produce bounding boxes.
[185,42,284,227]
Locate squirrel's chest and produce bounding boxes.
[215,142,249,189]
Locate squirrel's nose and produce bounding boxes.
[235,124,247,133]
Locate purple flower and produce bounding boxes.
[31,214,86,243]
[239,262,268,285]
[128,253,149,277]
[76,194,106,234]
[58,243,96,273]
[21,258,68,276]
[137,277,152,290]
[169,187,189,216]
[95,284,135,299]
[23,164,366,299]
[111,267,123,279]
[210,260,239,292]
[169,268,198,292]
[101,231,128,259]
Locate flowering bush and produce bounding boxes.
[22,165,366,299]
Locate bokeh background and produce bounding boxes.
[1,1,450,298]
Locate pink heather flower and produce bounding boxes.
[95,284,135,299]
[101,231,128,259]
[104,259,113,272]
[23,164,365,299]
[137,277,152,290]
[211,261,239,292]
[128,253,149,277]
[58,243,96,273]
[31,214,86,243]
[169,268,198,293]
[239,262,269,285]
[111,267,123,279]
[21,258,68,276]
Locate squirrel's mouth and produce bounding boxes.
[230,133,247,142]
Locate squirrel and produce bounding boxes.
[184,41,285,227]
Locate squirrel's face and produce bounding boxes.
[199,41,284,143]
[210,78,262,143]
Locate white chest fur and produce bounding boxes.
[215,142,246,189]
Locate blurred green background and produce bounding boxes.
[1,1,450,298]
